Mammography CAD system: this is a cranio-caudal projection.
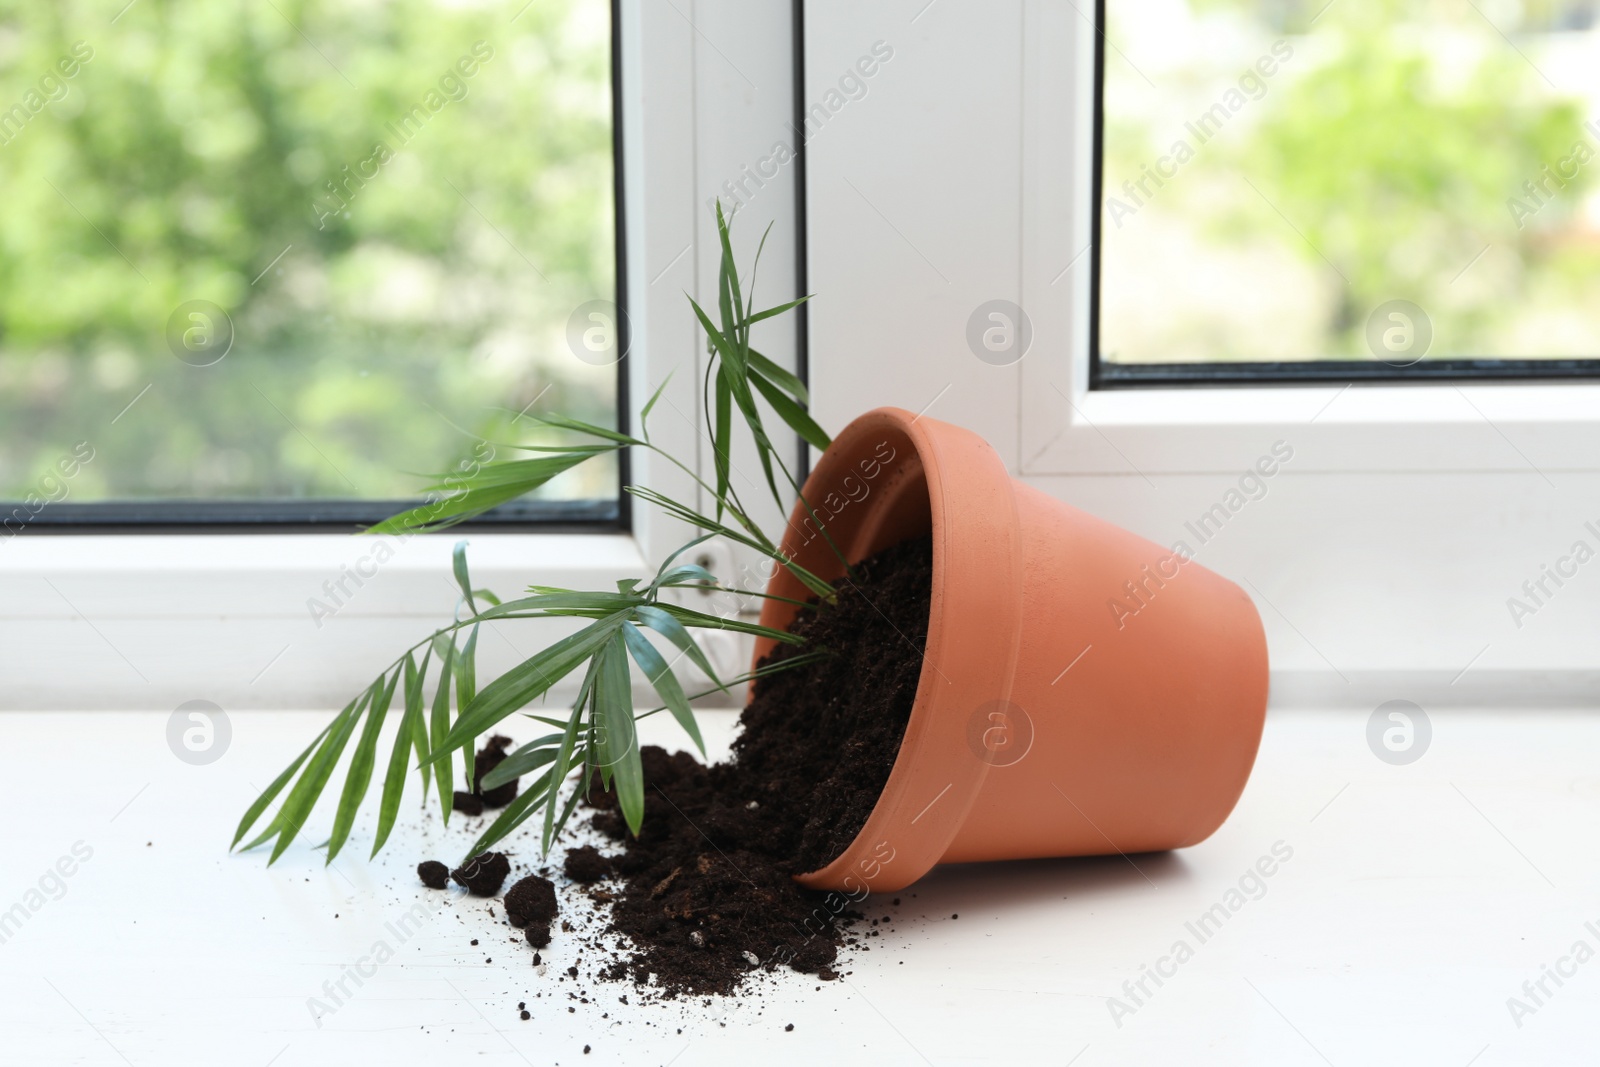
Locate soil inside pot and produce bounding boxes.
[585,534,933,996]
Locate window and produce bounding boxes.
[0,0,622,529]
[1094,0,1600,384]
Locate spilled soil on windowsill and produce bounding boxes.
[422,533,933,997]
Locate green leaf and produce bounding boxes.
[422,451,613,492]
[452,540,476,614]
[631,649,830,723]
[693,293,769,458]
[657,602,808,643]
[714,200,745,352]
[650,532,718,587]
[622,622,705,756]
[267,689,371,864]
[256,692,368,859]
[751,369,831,452]
[430,641,456,825]
[409,648,434,800]
[639,371,673,434]
[237,804,288,855]
[632,604,723,689]
[747,346,812,405]
[743,220,775,319]
[373,652,424,858]
[528,410,639,445]
[547,766,592,849]
[623,488,846,603]
[442,612,627,753]
[712,345,732,517]
[367,483,547,537]
[456,625,480,789]
[480,733,564,790]
[543,659,599,854]
[595,634,644,835]
[654,564,717,588]
[689,203,811,520]
[327,665,400,863]
[487,440,620,454]
[366,450,610,536]
[238,817,290,855]
[690,294,762,430]
[482,743,559,790]
[232,720,333,849]
[460,764,558,862]
[480,590,641,618]
[744,296,812,329]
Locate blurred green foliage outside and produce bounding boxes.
[0,0,616,505]
[1101,0,1600,362]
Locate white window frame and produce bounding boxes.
[799,0,1600,707]
[1016,0,1600,480]
[0,0,805,710]
[12,0,1595,712]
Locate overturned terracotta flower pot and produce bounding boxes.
[751,407,1269,894]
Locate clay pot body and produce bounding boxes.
[751,408,1268,893]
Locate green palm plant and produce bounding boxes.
[234,206,840,866]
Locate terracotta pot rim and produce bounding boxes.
[755,407,1026,893]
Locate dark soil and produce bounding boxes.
[449,736,519,816]
[590,810,626,841]
[453,851,510,896]
[505,874,558,928]
[417,860,450,890]
[563,845,610,884]
[585,534,933,995]
[736,535,932,872]
[474,735,520,808]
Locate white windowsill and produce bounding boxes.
[4,705,1593,1063]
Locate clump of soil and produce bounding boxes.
[453,851,511,896]
[417,860,450,890]
[590,810,626,841]
[474,735,520,808]
[452,736,519,817]
[564,844,610,884]
[588,534,933,995]
[506,873,558,949]
[505,874,558,925]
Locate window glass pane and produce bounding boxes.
[0,0,616,510]
[1099,0,1600,365]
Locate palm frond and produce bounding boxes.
[326,665,400,863]
[240,206,845,864]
